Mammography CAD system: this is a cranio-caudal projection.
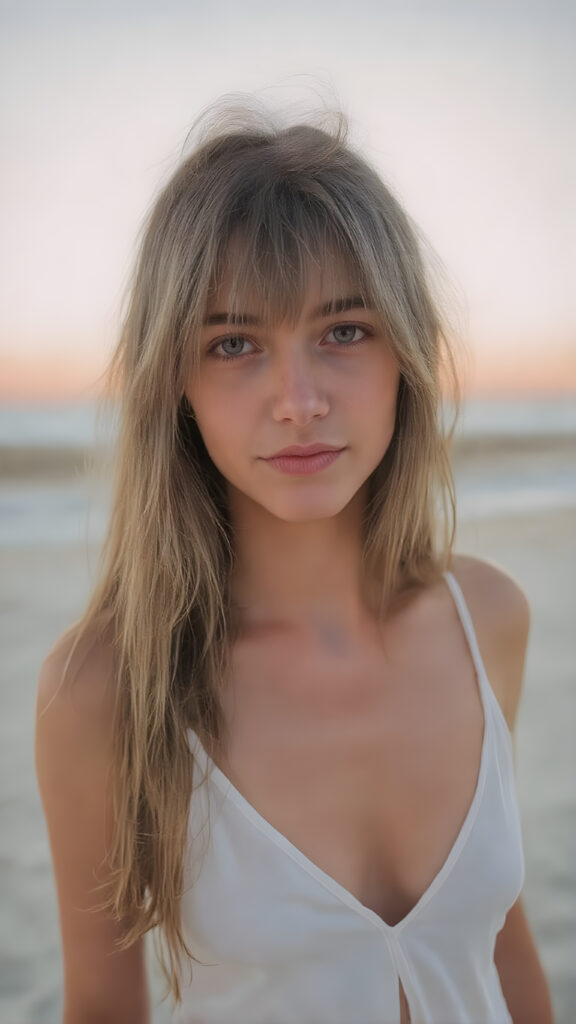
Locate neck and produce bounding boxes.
[227,483,378,643]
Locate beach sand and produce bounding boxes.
[0,480,574,1021]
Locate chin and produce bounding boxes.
[263,491,361,524]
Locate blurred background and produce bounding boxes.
[1,1,574,1021]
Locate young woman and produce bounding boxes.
[35,99,553,1023]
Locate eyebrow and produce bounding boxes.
[202,295,371,326]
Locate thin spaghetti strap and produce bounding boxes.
[187,727,214,778]
[443,571,491,695]
[443,572,517,758]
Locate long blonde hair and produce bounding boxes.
[68,96,460,1002]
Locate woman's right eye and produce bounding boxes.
[207,335,256,360]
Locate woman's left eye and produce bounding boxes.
[325,324,371,346]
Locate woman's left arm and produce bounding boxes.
[494,896,553,1024]
[453,556,554,1023]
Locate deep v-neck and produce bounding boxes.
[187,571,495,935]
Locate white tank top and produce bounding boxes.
[174,571,525,1024]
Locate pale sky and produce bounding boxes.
[1,0,575,397]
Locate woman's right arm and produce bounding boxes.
[35,631,150,1024]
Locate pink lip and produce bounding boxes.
[265,443,344,459]
[263,448,344,476]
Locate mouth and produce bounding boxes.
[262,448,345,475]
[265,443,344,459]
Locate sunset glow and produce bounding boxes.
[1,4,574,403]
[1,341,574,402]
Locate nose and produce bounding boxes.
[270,346,330,425]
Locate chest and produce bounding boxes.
[209,601,486,928]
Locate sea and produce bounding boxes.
[0,397,574,548]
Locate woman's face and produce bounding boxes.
[185,260,401,525]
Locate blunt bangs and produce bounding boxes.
[205,183,377,334]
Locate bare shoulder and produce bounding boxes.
[36,627,149,1018]
[35,619,118,868]
[37,617,116,719]
[448,553,531,630]
[35,618,118,866]
[448,554,530,731]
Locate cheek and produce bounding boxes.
[194,409,232,457]
[360,359,400,416]
[186,392,251,476]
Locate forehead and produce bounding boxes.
[205,245,367,327]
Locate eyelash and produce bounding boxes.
[206,323,374,362]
